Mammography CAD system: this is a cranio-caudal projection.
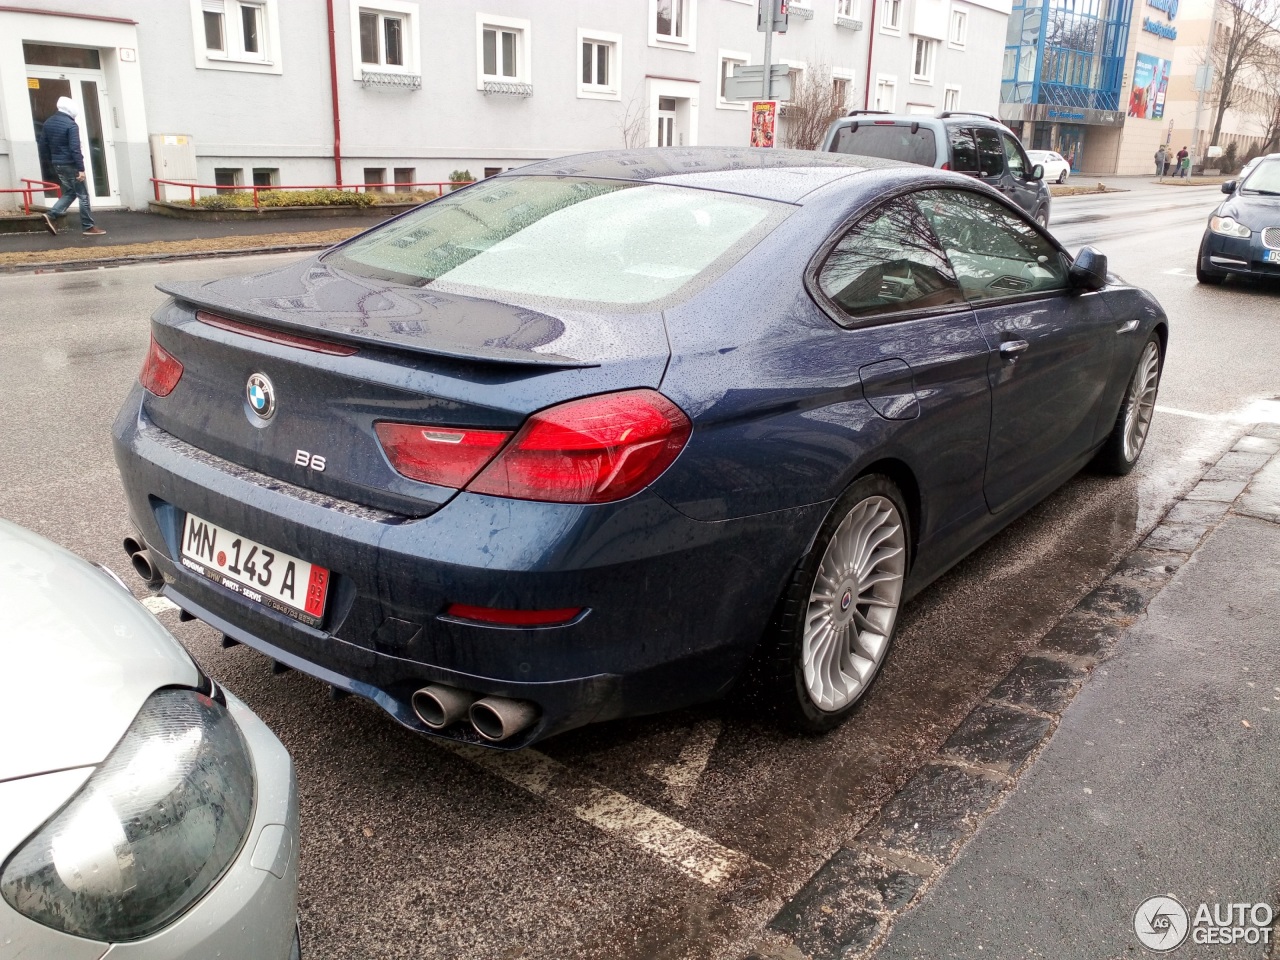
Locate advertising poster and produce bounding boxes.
[1129,53,1171,119]
[750,100,778,148]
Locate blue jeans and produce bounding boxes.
[48,164,95,230]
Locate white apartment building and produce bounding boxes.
[0,0,1010,211]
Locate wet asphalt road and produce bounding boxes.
[2,180,1277,960]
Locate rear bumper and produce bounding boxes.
[113,388,825,747]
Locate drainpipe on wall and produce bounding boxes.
[326,0,343,185]
[863,0,879,109]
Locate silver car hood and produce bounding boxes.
[0,521,200,782]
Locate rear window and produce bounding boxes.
[829,123,938,166]
[325,176,788,307]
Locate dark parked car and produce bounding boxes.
[1197,156,1280,284]
[821,111,1053,227]
[113,148,1166,749]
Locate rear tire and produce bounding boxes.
[1057,170,1068,184]
[1035,208,1050,229]
[1094,336,1162,476]
[751,475,911,733]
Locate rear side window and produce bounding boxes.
[914,189,1068,301]
[817,196,965,321]
[972,128,1005,178]
[949,127,978,172]
[830,123,938,166]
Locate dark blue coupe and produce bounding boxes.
[113,148,1168,748]
[1197,155,1280,284]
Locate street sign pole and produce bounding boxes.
[762,0,774,101]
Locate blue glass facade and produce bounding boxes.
[1002,0,1133,111]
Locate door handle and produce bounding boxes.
[1117,318,1139,334]
[999,339,1029,359]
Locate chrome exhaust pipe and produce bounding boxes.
[123,536,164,589]
[412,685,478,730]
[122,536,144,557]
[469,696,539,742]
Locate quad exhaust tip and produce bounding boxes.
[122,536,163,589]
[411,685,539,742]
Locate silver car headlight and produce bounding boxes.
[0,688,254,942]
[1210,215,1251,238]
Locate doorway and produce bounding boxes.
[25,45,119,208]
[656,96,677,147]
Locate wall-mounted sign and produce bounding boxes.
[1143,16,1177,38]
[1129,53,1171,118]
[1147,0,1178,18]
[750,100,778,147]
[119,47,137,62]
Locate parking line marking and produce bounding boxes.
[646,718,722,807]
[439,741,764,887]
[141,595,179,615]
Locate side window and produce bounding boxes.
[817,196,965,321]
[1001,133,1027,179]
[949,127,978,173]
[914,189,1069,301]
[972,127,1004,179]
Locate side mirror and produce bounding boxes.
[1069,246,1108,291]
[1030,163,1045,181]
[1221,180,1237,194]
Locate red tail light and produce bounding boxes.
[940,161,951,170]
[443,604,583,627]
[139,334,183,397]
[467,390,691,504]
[375,423,511,488]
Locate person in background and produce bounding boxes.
[38,96,106,237]
[1176,145,1190,178]
[1155,145,1168,177]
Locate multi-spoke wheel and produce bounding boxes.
[1095,335,1163,475]
[753,475,911,732]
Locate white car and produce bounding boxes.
[1027,150,1071,184]
[0,520,300,960]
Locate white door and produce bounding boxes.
[27,67,121,208]
[656,96,677,147]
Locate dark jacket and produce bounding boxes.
[39,111,84,171]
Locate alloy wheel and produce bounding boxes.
[1123,341,1160,462]
[801,496,906,712]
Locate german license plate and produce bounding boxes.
[1264,250,1280,264]
[180,513,329,627]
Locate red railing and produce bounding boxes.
[150,178,476,209]
[2,179,62,216]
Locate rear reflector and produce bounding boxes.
[375,422,511,488]
[197,310,358,357]
[139,334,183,397]
[466,389,691,504]
[444,604,583,627]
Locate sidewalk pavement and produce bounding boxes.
[760,428,1280,960]
[873,432,1280,959]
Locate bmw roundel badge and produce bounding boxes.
[246,372,276,420]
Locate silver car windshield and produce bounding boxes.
[326,176,788,307]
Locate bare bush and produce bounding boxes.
[780,63,851,151]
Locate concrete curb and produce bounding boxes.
[750,425,1280,960]
[0,241,331,275]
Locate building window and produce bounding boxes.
[252,167,278,187]
[477,14,531,89]
[836,0,859,16]
[874,75,896,111]
[578,30,621,99]
[350,1,418,81]
[944,84,961,111]
[650,0,696,49]
[881,0,901,32]
[912,37,937,83]
[394,168,415,192]
[719,51,749,109]
[363,168,387,192]
[833,77,850,109]
[484,167,503,178]
[360,10,405,67]
[950,8,967,48]
[193,0,280,71]
[214,168,242,195]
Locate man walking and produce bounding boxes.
[39,96,106,236]
[1155,145,1168,177]
[1176,145,1190,179]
